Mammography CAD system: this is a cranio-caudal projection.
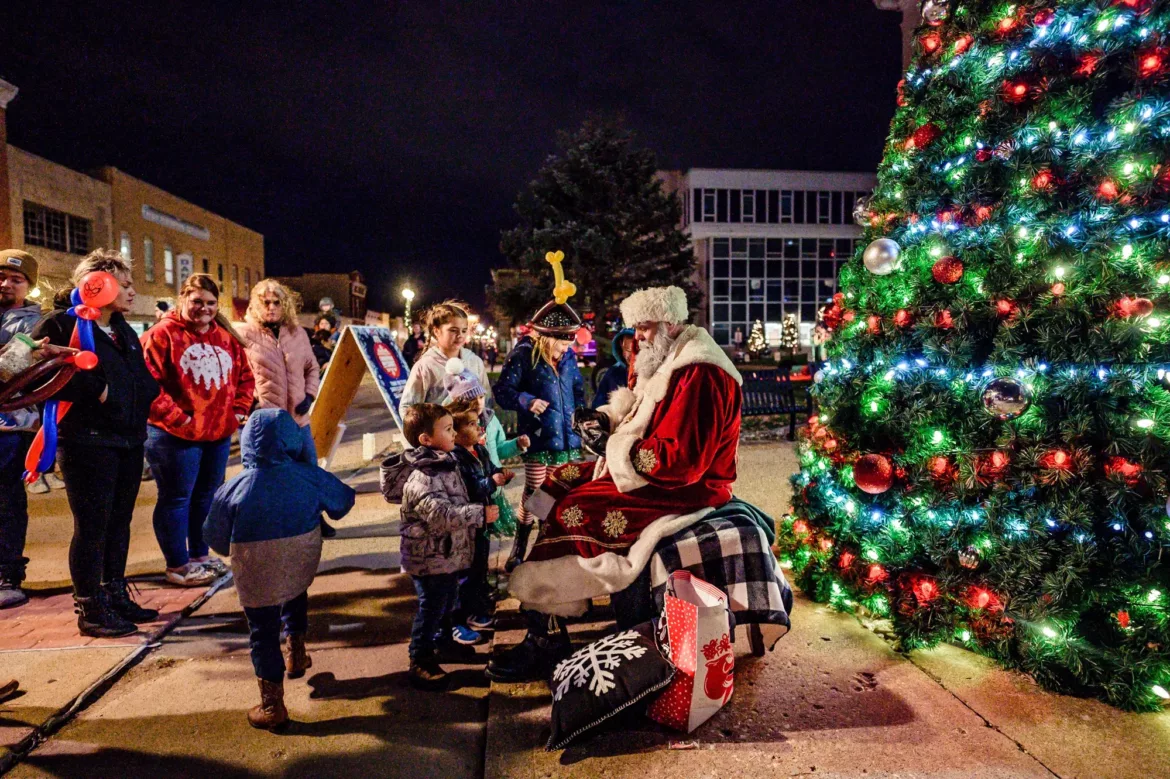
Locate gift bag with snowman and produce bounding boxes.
[647,570,735,732]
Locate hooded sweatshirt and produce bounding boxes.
[592,328,634,409]
[0,301,46,431]
[140,310,255,441]
[203,409,355,608]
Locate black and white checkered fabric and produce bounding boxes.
[649,513,793,632]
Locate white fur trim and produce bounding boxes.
[620,286,689,327]
[508,506,715,616]
[606,432,649,493]
[598,386,636,431]
[445,357,466,376]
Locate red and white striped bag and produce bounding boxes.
[647,571,735,732]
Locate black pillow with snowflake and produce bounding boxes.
[547,626,675,750]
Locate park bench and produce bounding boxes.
[740,368,812,440]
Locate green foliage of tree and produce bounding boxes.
[495,117,696,327]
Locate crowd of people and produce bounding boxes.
[1,245,735,729]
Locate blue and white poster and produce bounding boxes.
[348,326,410,428]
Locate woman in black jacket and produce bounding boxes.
[32,250,160,638]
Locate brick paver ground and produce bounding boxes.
[0,578,215,651]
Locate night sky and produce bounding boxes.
[2,1,902,313]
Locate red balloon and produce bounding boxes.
[75,305,101,321]
[78,271,120,309]
[71,351,99,371]
[575,327,592,346]
[854,454,894,494]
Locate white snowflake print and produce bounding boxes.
[552,630,647,701]
[178,343,234,391]
[602,510,628,538]
[561,505,584,528]
[633,448,657,475]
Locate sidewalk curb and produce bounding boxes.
[0,573,234,775]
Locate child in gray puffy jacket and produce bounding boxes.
[381,402,497,690]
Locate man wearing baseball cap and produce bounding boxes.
[0,249,43,608]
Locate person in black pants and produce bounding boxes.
[32,250,160,638]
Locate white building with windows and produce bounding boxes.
[666,169,877,349]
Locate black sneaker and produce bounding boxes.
[75,593,137,638]
[408,657,448,691]
[103,578,160,624]
[0,560,28,610]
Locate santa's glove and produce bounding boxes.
[295,394,314,416]
[571,408,610,458]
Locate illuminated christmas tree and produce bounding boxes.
[747,319,769,360]
[779,0,1170,710]
[780,314,801,354]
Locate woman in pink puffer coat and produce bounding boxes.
[238,280,320,464]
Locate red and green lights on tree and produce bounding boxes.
[780,0,1170,710]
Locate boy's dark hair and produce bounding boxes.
[444,399,480,433]
[403,403,450,447]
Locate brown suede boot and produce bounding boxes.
[247,678,288,730]
[284,634,312,679]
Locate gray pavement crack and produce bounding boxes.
[903,652,1063,779]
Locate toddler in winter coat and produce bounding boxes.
[380,402,498,690]
[203,409,356,730]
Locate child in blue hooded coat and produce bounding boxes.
[204,409,355,731]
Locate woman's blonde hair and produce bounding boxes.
[179,273,247,347]
[246,278,300,329]
[423,299,470,341]
[71,248,131,286]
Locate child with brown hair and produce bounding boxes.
[399,300,490,411]
[380,402,498,690]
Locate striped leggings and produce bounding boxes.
[517,462,548,527]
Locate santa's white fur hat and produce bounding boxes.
[620,286,689,327]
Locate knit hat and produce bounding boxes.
[620,286,689,328]
[443,358,486,402]
[530,250,582,338]
[0,250,37,286]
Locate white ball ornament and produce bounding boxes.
[813,369,825,384]
[922,0,948,25]
[863,238,902,276]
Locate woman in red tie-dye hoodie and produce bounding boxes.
[140,274,255,586]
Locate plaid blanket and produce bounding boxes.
[649,499,793,645]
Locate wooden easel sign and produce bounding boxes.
[309,326,408,458]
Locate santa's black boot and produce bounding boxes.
[485,610,571,683]
[504,522,533,573]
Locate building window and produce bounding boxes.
[244,267,251,292]
[67,216,90,255]
[119,232,132,260]
[702,189,716,222]
[23,205,46,247]
[217,264,224,283]
[741,190,755,223]
[144,238,154,282]
[780,191,793,223]
[232,264,239,298]
[817,192,832,224]
[202,258,209,274]
[164,247,175,286]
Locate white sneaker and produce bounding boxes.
[44,473,65,489]
[190,557,229,576]
[27,477,49,495]
[165,564,218,587]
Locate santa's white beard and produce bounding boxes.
[635,324,676,381]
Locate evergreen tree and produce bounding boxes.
[781,313,801,353]
[747,320,769,360]
[495,117,696,323]
[779,0,1170,711]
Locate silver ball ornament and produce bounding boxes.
[863,238,902,276]
[853,195,873,227]
[813,369,825,384]
[981,377,1031,420]
[922,0,948,25]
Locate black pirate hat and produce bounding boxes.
[530,250,582,338]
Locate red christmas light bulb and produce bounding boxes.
[1004,80,1029,103]
[1105,456,1143,485]
[920,32,942,54]
[1051,282,1065,296]
[1140,51,1163,78]
[792,519,810,536]
[954,34,974,54]
[935,310,954,329]
[913,578,940,604]
[867,315,881,334]
[1098,179,1120,200]
[1034,8,1055,26]
[866,564,888,583]
[894,309,913,328]
[819,537,834,552]
[1117,610,1131,629]
[1076,53,1102,77]
[1031,169,1054,190]
[996,299,1018,317]
[975,148,992,163]
[968,587,993,610]
[839,551,856,569]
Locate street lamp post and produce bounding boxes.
[402,287,415,327]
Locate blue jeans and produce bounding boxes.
[242,591,309,682]
[145,426,231,569]
[409,573,459,661]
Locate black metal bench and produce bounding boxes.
[741,368,810,440]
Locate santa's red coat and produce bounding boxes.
[528,361,742,561]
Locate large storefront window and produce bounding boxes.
[708,235,858,346]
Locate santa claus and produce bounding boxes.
[487,285,743,682]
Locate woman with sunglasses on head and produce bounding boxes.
[140,274,255,586]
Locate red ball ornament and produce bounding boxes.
[896,79,907,107]
[974,148,992,163]
[995,299,1018,318]
[972,204,994,224]
[853,454,894,495]
[928,455,953,480]
[931,256,964,284]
